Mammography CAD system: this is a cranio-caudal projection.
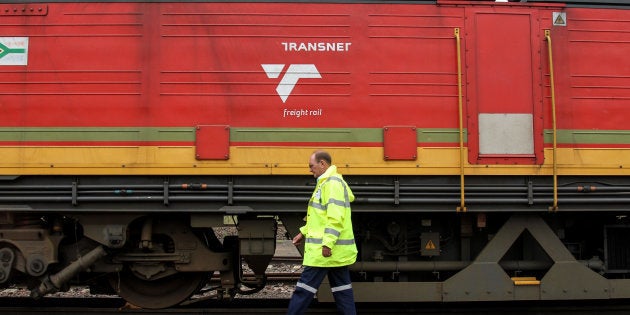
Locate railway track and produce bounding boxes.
[2,298,630,315]
[237,255,303,281]
[5,242,627,314]
[0,246,303,308]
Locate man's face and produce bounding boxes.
[308,154,326,178]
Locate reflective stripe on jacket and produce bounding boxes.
[299,165,357,267]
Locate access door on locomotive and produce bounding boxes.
[463,4,556,165]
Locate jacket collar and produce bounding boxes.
[317,165,337,181]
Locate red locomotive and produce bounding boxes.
[0,0,630,308]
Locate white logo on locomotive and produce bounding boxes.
[261,64,321,103]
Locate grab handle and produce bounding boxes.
[455,28,466,213]
[545,30,559,212]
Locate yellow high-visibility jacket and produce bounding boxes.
[299,165,357,267]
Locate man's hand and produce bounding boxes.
[292,232,304,245]
[322,246,332,257]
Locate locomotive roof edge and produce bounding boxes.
[1,0,629,10]
[0,0,437,3]
[0,0,630,5]
[532,0,630,8]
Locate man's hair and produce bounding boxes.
[313,150,332,165]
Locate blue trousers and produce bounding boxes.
[286,265,356,315]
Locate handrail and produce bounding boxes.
[455,28,467,212]
[545,30,559,212]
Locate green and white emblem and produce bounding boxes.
[0,37,28,65]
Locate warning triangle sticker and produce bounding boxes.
[554,15,565,26]
[553,12,567,26]
[425,240,436,250]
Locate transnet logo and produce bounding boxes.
[261,64,321,103]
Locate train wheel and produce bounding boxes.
[110,270,206,309]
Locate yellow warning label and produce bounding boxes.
[425,240,436,250]
[554,15,565,25]
[553,12,567,26]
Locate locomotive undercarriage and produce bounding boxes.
[325,212,629,302]
[0,212,278,308]
[0,175,630,307]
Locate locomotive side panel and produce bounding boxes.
[544,6,630,172]
[0,3,146,127]
[1,2,630,175]
[0,2,465,174]
[554,7,630,132]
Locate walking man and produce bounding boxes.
[287,150,357,315]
